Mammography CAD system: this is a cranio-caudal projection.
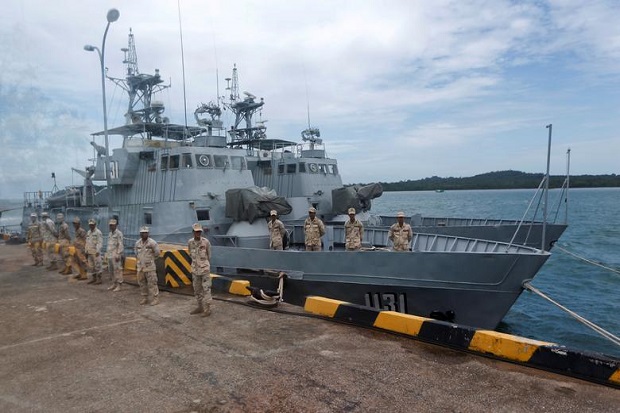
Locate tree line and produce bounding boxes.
[363,170,620,191]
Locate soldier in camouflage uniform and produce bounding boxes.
[106,219,124,292]
[72,217,87,280]
[26,213,43,266]
[135,226,160,306]
[304,207,325,251]
[188,223,212,317]
[85,219,103,284]
[268,210,286,250]
[40,212,59,270]
[389,211,413,252]
[344,208,364,251]
[57,213,73,275]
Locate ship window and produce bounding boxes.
[144,211,152,225]
[231,156,245,170]
[182,153,193,168]
[287,164,296,173]
[318,164,327,174]
[327,164,336,174]
[161,155,168,170]
[298,163,306,173]
[214,155,228,168]
[278,164,285,174]
[196,209,210,221]
[169,155,180,169]
[196,154,212,168]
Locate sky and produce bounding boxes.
[1,0,619,199]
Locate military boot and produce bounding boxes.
[112,284,121,292]
[77,269,87,280]
[190,305,203,315]
[150,296,160,306]
[93,274,102,285]
[48,262,59,271]
[87,276,96,284]
[139,297,148,305]
[201,305,211,317]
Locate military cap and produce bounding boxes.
[396,211,405,218]
[308,207,316,213]
[192,223,203,232]
[108,219,117,225]
[270,210,277,216]
[73,217,81,223]
[56,213,64,220]
[41,212,49,217]
[347,208,356,215]
[139,226,150,233]
[30,213,37,218]
[88,219,96,225]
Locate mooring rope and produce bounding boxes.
[554,244,620,275]
[523,281,620,348]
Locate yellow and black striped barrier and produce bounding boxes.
[162,250,192,287]
[304,296,620,388]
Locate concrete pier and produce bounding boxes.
[1,242,618,412]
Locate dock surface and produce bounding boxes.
[0,243,618,412]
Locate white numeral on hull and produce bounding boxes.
[364,293,407,313]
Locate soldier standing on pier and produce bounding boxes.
[85,219,103,284]
[135,226,160,306]
[188,223,212,317]
[106,219,124,292]
[72,217,87,280]
[27,213,43,266]
[40,212,58,270]
[57,213,73,275]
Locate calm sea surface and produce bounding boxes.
[2,189,619,357]
[373,187,620,358]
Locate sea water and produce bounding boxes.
[373,187,620,358]
[2,190,619,357]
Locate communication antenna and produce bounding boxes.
[177,0,189,135]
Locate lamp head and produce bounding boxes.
[84,45,96,52]
[107,9,120,23]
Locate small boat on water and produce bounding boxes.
[19,29,563,329]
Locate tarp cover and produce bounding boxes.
[225,187,292,223]
[331,183,383,214]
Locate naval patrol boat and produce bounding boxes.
[20,30,555,329]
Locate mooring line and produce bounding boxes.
[523,282,620,348]
[555,244,620,275]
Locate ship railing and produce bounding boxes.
[23,191,53,209]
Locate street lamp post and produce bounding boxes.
[84,8,120,201]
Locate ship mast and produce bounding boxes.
[107,29,171,125]
[223,64,266,143]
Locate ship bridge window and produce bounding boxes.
[214,155,228,168]
[327,164,337,175]
[160,155,168,171]
[318,164,327,174]
[299,162,306,173]
[182,153,193,168]
[278,164,285,174]
[287,164,296,174]
[231,156,245,170]
[196,209,210,221]
[196,154,212,168]
[169,155,180,169]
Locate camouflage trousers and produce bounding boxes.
[108,257,124,285]
[86,253,102,278]
[305,244,321,251]
[72,248,86,275]
[59,239,71,267]
[192,273,212,308]
[44,241,58,265]
[30,241,43,265]
[137,270,159,298]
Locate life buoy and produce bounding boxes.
[198,155,210,167]
[309,163,318,173]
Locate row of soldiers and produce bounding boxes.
[268,207,414,251]
[27,214,213,317]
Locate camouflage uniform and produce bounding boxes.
[344,219,364,251]
[107,227,124,289]
[135,234,160,304]
[389,222,413,251]
[304,215,325,251]
[72,223,87,279]
[57,216,72,274]
[40,215,59,269]
[188,233,212,314]
[85,224,103,283]
[26,215,43,266]
[268,217,286,250]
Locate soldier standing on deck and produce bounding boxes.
[57,213,73,275]
[27,213,43,266]
[344,208,364,251]
[85,219,103,284]
[135,226,160,306]
[188,223,212,317]
[389,211,413,251]
[304,207,325,251]
[41,212,59,270]
[268,210,286,250]
[106,219,124,292]
[72,217,87,280]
